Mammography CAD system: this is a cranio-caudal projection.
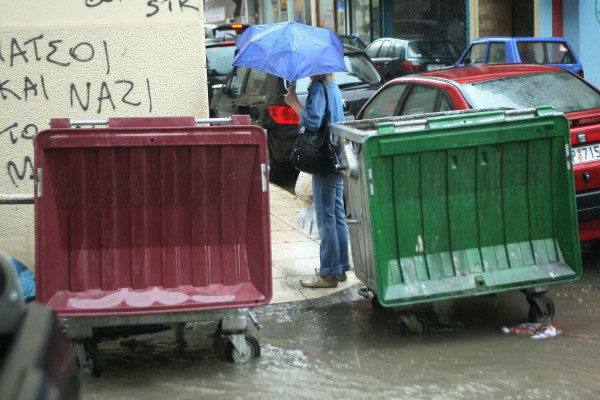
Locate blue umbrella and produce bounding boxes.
[233,21,348,82]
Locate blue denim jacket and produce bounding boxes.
[299,80,344,162]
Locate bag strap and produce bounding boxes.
[317,80,329,133]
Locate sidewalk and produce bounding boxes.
[268,183,361,305]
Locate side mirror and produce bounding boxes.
[212,83,225,94]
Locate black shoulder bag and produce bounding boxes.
[290,82,336,175]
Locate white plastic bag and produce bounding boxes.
[297,202,320,240]
[294,172,313,208]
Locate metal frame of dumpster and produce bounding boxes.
[24,115,271,375]
[331,107,582,325]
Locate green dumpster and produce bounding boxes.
[331,107,582,322]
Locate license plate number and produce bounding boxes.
[572,144,600,165]
[426,64,446,71]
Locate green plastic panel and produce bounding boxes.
[365,108,581,307]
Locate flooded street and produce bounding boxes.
[81,246,600,400]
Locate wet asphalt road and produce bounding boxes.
[80,244,600,400]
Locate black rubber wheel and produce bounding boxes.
[78,342,103,377]
[225,333,260,363]
[413,315,429,335]
[528,297,555,323]
[371,295,382,309]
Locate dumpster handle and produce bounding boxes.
[344,218,360,225]
[68,117,235,127]
[195,117,233,125]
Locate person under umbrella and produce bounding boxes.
[285,74,350,288]
[233,21,350,288]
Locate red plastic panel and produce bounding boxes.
[34,118,271,317]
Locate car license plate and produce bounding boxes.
[572,144,600,165]
[426,64,446,71]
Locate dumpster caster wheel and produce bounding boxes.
[528,296,555,323]
[371,295,382,309]
[399,314,428,335]
[225,333,260,363]
[78,342,103,377]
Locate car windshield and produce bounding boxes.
[293,53,381,94]
[460,70,600,114]
[206,45,236,75]
[408,41,459,58]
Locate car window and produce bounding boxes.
[461,70,600,114]
[439,91,454,112]
[394,43,403,57]
[228,67,247,95]
[293,53,382,95]
[361,83,408,119]
[463,43,487,65]
[206,45,237,75]
[366,41,382,58]
[386,43,398,58]
[517,41,577,64]
[407,41,459,58]
[379,41,392,58]
[487,42,506,63]
[245,69,267,94]
[401,85,438,115]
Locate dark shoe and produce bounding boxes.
[315,268,348,282]
[301,276,338,288]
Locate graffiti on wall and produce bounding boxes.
[84,0,199,18]
[0,34,153,188]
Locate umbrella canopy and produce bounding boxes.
[233,21,348,82]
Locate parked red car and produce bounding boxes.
[356,64,600,242]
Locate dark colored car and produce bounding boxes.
[206,40,237,104]
[454,36,584,77]
[210,45,384,173]
[205,23,251,41]
[365,37,460,80]
[356,64,600,242]
[205,24,251,104]
[338,34,367,51]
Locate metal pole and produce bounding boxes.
[0,194,35,205]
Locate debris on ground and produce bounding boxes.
[501,322,562,339]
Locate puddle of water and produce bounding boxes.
[81,263,600,400]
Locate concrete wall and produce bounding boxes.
[562,0,580,53]
[478,0,512,36]
[0,0,208,268]
[574,1,600,88]
[539,0,553,36]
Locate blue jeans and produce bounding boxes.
[312,172,350,277]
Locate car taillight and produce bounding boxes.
[400,61,421,71]
[578,69,584,78]
[268,105,300,124]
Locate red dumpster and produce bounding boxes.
[34,116,271,375]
